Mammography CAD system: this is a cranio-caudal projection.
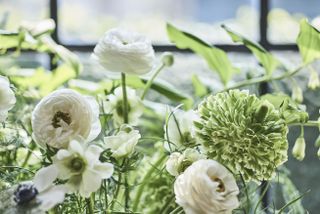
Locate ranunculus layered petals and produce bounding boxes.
[174,159,239,214]
[31,89,101,149]
[93,28,155,75]
[0,75,16,122]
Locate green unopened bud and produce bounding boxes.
[292,137,306,161]
[161,52,174,67]
[255,101,270,122]
[308,69,320,90]
[315,135,320,147]
[291,85,303,103]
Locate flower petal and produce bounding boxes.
[85,96,102,142]
[68,139,84,155]
[33,165,58,192]
[84,144,103,164]
[37,185,68,211]
[92,162,114,179]
[79,169,102,198]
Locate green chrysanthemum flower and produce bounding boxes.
[195,90,288,182]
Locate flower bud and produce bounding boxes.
[161,52,174,67]
[292,137,306,161]
[291,85,303,103]
[255,101,270,123]
[315,135,320,147]
[308,68,320,90]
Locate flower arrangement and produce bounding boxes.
[0,18,320,214]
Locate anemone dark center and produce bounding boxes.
[14,184,38,205]
[52,111,71,128]
[70,157,85,172]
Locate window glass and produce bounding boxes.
[0,0,49,30]
[269,0,320,43]
[59,0,259,44]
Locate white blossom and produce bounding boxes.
[164,110,199,151]
[104,124,141,158]
[31,89,101,149]
[0,75,16,123]
[174,159,239,214]
[34,138,114,198]
[104,87,143,126]
[166,148,204,176]
[92,28,155,75]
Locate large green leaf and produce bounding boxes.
[222,25,280,76]
[191,74,208,97]
[127,76,191,102]
[297,19,320,64]
[166,23,238,86]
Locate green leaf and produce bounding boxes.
[297,19,320,64]
[166,23,238,85]
[222,25,280,76]
[0,30,23,50]
[127,76,191,102]
[191,74,208,97]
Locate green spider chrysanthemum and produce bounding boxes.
[195,90,288,182]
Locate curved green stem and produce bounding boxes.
[289,120,319,127]
[222,65,306,92]
[110,172,122,211]
[132,154,167,211]
[121,73,129,124]
[141,63,165,100]
[86,193,95,214]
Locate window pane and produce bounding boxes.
[0,0,49,30]
[268,0,320,44]
[58,0,259,45]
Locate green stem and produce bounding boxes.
[141,63,165,100]
[21,142,36,167]
[110,172,122,211]
[124,165,129,211]
[86,193,95,214]
[121,73,129,124]
[132,154,167,211]
[222,65,305,92]
[289,120,319,127]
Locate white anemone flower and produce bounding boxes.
[166,148,205,177]
[31,89,101,149]
[33,138,114,198]
[174,159,239,214]
[104,87,143,126]
[164,110,199,151]
[0,75,16,123]
[13,181,67,211]
[104,124,141,158]
[92,28,155,75]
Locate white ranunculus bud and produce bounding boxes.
[0,75,16,123]
[104,124,141,158]
[164,110,199,151]
[92,28,155,75]
[174,159,239,214]
[31,89,101,149]
[33,138,114,198]
[292,136,306,161]
[166,148,204,176]
[308,68,320,90]
[291,84,303,103]
[104,87,143,127]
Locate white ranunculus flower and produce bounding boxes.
[34,138,114,198]
[31,89,101,149]
[104,87,143,126]
[164,110,199,151]
[92,28,155,75]
[0,75,16,123]
[104,124,141,158]
[14,181,67,211]
[174,159,239,214]
[166,148,205,177]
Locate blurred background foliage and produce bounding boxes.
[0,0,320,212]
